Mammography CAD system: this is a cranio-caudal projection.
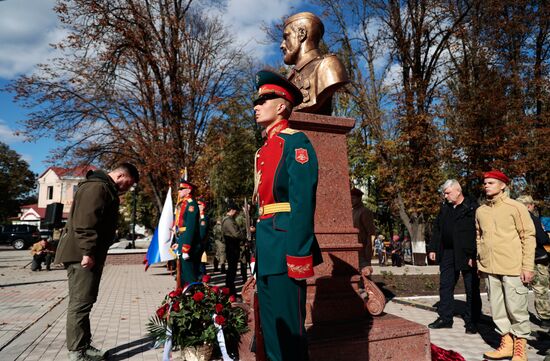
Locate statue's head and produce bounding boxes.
[281,12,324,65]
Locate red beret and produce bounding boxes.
[483,170,510,184]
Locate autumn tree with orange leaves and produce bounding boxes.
[8,0,250,209]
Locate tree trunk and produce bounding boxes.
[396,194,427,265]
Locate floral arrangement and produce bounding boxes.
[147,275,248,351]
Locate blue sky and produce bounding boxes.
[0,0,310,174]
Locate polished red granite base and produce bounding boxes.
[308,314,431,361]
[238,313,431,361]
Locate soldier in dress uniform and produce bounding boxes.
[253,69,323,361]
[171,179,201,284]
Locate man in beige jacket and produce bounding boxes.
[476,170,536,361]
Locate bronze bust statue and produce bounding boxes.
[281,12,349,115]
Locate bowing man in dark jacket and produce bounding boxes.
[427,179,482,334]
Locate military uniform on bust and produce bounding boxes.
[281,12,349,115]
[173,179,201,284]
[253,70,323,361]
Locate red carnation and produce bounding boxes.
[172,301,180,312]
[215,315,226,326]
[193,291,205,302]
[215,303,224,313]
[211,286,220,294]
[156,304,167,318]
[221,287,230,295]
[202,275,211,283]
[169,288,182,298]
[229,295,236,303]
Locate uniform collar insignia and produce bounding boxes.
[266,120,289,139]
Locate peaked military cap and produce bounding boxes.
[178,179,196,190]
[255,70,303,107]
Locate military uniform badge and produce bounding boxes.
[295,148,309,164]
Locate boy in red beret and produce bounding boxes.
[476,170,536,361]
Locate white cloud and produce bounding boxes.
[0,0,65,78]
[214,0,297,60]
[0,118,24,143]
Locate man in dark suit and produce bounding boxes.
[54,163,139,361]
[427,179,481,334]
[253,70,322,361]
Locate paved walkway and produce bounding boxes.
[1,248,549,360]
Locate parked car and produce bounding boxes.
[0,224,41,250]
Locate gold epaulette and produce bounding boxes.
[280,128,301,135]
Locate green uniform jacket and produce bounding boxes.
[54,170,119,266]
[255,121,322,278]
[176,198,201,259]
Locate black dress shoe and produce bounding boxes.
[465,323,478,334]
[428,318,453,329]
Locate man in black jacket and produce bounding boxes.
[427,179,482,334]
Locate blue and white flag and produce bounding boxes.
[145,187,176,270]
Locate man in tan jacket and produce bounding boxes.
[476,170,536,361]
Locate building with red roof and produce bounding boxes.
[13,165,96,228]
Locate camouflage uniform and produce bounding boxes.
[212,220,226,266]
[236,214,251,281]
[532,263,550,320]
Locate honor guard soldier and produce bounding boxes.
[253,70,322,361]
[172,179,201,284]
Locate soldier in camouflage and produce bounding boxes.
[517,196,550,328]
[212,218,226,273]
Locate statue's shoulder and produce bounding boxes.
[315,54,349,87]
[319,54,347,72]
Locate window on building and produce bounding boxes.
[47,186,54,200]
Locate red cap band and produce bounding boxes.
[179,183,193,190]
[258,84,295,105]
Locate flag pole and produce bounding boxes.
[176,252,182,289]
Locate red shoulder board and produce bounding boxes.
[295,148,309,164]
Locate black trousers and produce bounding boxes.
[438,249,482,324]
[32,253,53,271]
[225,245,240,295]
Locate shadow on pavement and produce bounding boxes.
[0,278,67,288]
[108,336,155,360]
